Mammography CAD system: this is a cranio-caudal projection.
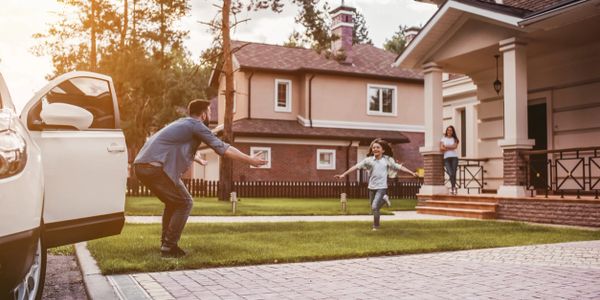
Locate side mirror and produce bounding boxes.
[40,101,93,130]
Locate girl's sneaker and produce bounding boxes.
[383,194,391,207]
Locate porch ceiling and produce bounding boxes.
[428,11,600,75]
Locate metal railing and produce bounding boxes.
[445,158,488,194]
[523,146,600,199]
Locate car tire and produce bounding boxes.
[11,235,46,300]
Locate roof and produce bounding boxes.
[228,41,423,82]
[217,119,411,144]
[394,0,588,69]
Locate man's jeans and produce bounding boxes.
[134,164,193,248]
[444,157,459,189]
[369,189,387,228]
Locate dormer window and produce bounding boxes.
[274,79,292,112]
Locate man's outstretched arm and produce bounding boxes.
[223,146,267,167]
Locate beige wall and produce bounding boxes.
[309,75,424,127]
[218,69,424,131]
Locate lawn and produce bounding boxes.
[87,220,600,274]
[126,196,418,216]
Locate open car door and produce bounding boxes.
[20,71,127,247]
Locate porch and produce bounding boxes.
[416,148,600,227]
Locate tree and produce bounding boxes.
[292,0,337,53]
[352,9,372,45]
[33,0,212,156]
[383,25,410,55]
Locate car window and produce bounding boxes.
[28,77,116,130]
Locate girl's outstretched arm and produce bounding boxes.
[335,165,359,179]
[390,159,418,177]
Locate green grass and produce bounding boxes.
[126,196,417,216]
[87,220,600,274]
[48,244,75,256]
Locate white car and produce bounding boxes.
[0,71,127,300]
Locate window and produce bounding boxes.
[28,77,116,130]
[250,147,271,169]
[274,79,292,112]
[316,149,336,170]
[367,84,396,116]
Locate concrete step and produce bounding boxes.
[419,194,499,203]
[424,200,498,211]
[416,206,496,219]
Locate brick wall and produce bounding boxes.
[497,199,600,227]
[423,154,445,186]
[232,143,358,182]
[502,149,528,186]
[393,132,424,171]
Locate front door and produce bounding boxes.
[21,71,127,247]
[528,103,548,191]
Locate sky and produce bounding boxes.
[0,0,436,112]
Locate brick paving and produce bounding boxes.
[109,240,600,299]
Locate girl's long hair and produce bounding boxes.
[366,138,394,158]
[445,125,459,143]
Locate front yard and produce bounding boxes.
[87,220,600,274]
[126,197,418,216]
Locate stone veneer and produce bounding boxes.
[502,149,528,186]
[497,198,600,227]
[423,154,445,186]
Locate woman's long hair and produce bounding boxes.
[444,125,459,143]
[366,138,394,158]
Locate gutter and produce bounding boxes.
[308,74,316,128]
[247,72,254,119]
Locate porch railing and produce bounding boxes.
[523,146,600,199]
[445,158,488,194]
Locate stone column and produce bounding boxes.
[497,37,535,197]
[419,62,447,195]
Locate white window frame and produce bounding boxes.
[316,149,336,170]
[366,84,397,116]
[274,79,292,112]
[250,147,271,169]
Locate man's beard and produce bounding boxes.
[203,117,210,127]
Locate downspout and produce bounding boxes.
[308,74,316,127]
[247,72,254,119]
[346,140,353,182]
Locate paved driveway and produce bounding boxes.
[108,240,600,300]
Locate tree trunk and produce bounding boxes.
[120,0,128,49]
[90,0,97,70]
[219,0,234,201]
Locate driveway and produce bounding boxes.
[107,240,600,299]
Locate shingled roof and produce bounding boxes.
[216,119,411,144]
[228,41,423,82]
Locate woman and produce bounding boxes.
[440,125,459,195]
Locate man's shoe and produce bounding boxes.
[161,245,186,258]
[383,194,391,207]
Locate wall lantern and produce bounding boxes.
[493,54,502,95]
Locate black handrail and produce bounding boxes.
[445,158,488,194]
[523,146,600,199]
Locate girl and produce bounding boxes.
[440,125,459,195]
[335,138,417,231]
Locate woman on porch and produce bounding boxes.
[441,125,460,195]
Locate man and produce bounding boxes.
[133,99,266,257]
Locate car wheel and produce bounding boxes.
[12,236,46,300]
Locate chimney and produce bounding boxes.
[405,26,420,45]
[330,2,356,64]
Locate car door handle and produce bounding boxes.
[107,143,126,153]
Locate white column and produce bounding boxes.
[419,62,447,195]
[420,62,444,154]
[497,37,535,197]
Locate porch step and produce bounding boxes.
[416,206,496,219]
[421,194,499,203]
[424,200,498,211]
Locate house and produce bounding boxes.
[195,3,426,182]
[394,0,600,227]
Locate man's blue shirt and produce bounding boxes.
[134,117,230,184]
